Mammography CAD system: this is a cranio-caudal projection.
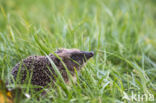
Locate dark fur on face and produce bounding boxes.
[11,48,94,90]
[54,48,94,74]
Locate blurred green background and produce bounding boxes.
[0,0,156,102]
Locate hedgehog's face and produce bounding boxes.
[55,48,94,73]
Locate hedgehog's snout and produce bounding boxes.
[81,51,94,59]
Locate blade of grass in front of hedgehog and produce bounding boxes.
[53,52,76,88]
[25,68,33,93]
[15,62,23,84]
[46,54,70,95]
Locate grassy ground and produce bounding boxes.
[0,0,156,102]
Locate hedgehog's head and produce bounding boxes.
[54,48,94,74]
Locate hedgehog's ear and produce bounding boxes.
[55,48,64,53]
[70,54,77,61]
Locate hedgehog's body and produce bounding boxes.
[11,49,94,90]
[12,55,56,87]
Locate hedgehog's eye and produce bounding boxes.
[55,50,62,53]
[71,55,78,61]
[71,54,83,61]
[71,55,82,65]
[54,58,60,66]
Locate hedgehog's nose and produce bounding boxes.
[82,51,94,59]
[89,51,94,57]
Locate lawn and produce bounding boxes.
[0,0,156,102]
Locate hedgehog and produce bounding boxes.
[11,48,94,91]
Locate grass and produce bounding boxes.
[0,0,156,102]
